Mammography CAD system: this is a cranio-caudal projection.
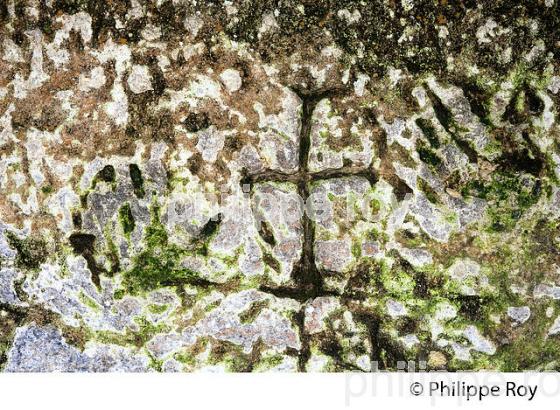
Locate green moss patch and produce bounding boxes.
[129,164,145,198]
[462,172,543,232]
[5,232,48,270]
[121,203,205,294]
[93,165,116,188]
[119,203,136,236]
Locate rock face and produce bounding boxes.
[1,1,560,372]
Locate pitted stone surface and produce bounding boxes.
[1,0,560,372]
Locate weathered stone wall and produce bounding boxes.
[1,0,560,372]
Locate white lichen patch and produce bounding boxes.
[127,65,153,94]
[507,306,531,325]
